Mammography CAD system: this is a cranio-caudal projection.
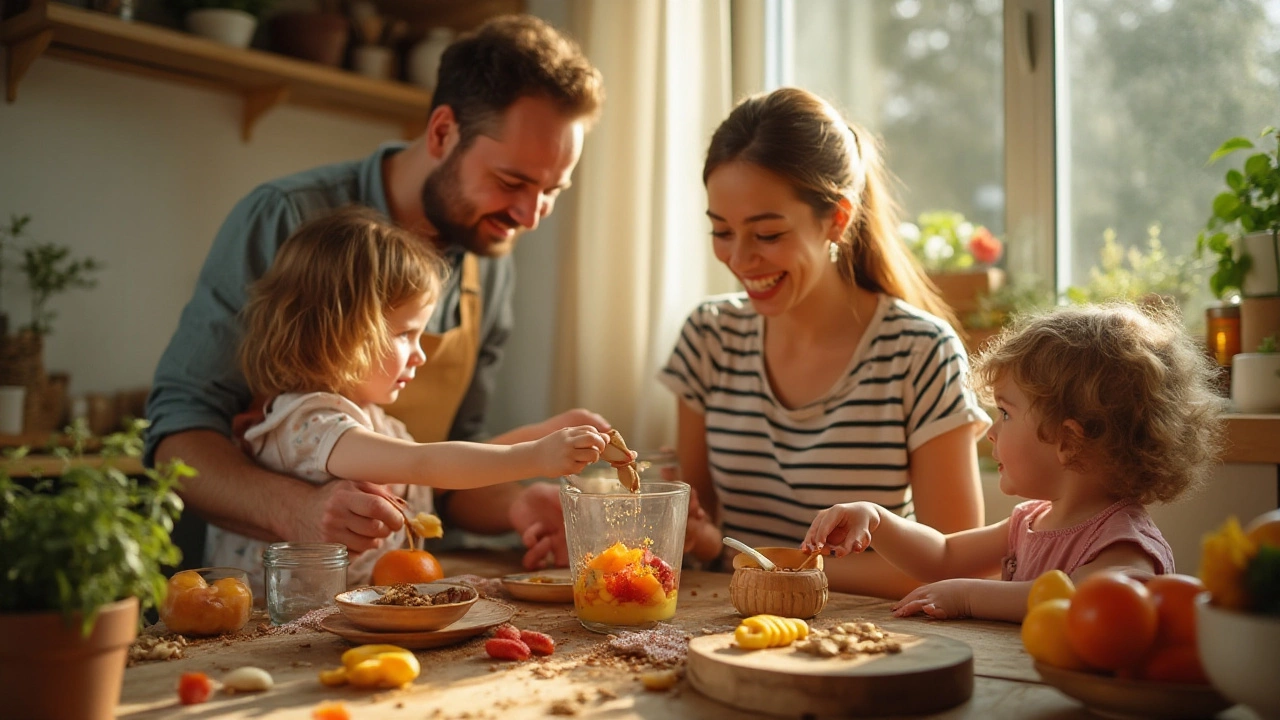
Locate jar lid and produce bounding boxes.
[264,542,349,566]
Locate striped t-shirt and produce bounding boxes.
[659,293,990,549]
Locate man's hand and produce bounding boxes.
[284,480,405,554]
[509,482,567,569]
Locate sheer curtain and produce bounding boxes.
[554,0,737,448]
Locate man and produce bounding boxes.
[145,15,606,574]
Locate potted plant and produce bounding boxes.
[1198,127,1280,355]
[1197,126,1280,299]
[901,210,1006,317]
[1065,224,1208,317]
[1231,335,1280,414]
[0,218,101,434]
[164,0,275,48]
[0,419,194,720]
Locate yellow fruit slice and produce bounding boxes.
[1021,598,1089,671]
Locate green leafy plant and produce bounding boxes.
[0,215,29,319]
[1066,224,1207,315]
[965,273,1057,330]
[19,241,101,337]
[1258,335,1277,353]
[0,419,195,634]
[1196,126,1280,298]
[163,0,275,19]
[900,210,1004,273]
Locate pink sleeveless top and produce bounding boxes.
[1000,499,1174,581]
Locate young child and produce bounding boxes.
[801,302,1224,622]
[209,206,609,588]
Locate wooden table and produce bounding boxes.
[117,553,1256,719]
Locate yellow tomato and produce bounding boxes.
[1022,598,1090,671]
[1027,569,1075,613]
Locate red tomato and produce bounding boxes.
[177,671,213,705]
[1145,574,1206,647]
[1065,571,1158,670]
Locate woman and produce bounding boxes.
[660,87,991,598]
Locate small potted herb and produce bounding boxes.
[1196,126,1280,299]
[0,420,194,720]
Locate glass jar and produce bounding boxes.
[263,542,348,625]
[560,479,689,633]
[1206,303,1241,367]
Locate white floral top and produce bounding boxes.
[205,392,434,594]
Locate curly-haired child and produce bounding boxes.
[801,302,1224,622]
[206,207,609,589]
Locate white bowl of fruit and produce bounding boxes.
[1196,509,1280,719]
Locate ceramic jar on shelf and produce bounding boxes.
[407,27,454,89]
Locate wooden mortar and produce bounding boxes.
[728,546,828,619]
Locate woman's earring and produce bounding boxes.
[828,240,840,263]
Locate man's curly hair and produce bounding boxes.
[970,302,1224,505]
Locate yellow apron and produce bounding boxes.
[385,252,482,443]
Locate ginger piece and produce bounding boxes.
[600,429,641,493]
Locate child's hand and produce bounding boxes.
[533,425,608,477]
[891,579,976,620]
[801,502,880,557]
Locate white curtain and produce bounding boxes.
[553,0,738,449]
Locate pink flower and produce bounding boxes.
[968,227,1003,266]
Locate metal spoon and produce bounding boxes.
[723,536,777,571]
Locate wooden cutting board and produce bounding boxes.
[686,629,973,717]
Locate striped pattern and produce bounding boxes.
[660,293,988,548]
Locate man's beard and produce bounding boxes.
[420,151,520,257]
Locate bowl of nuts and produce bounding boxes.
[335,582,477,633]
[729,547,828,619]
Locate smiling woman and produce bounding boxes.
[660,88,990,599]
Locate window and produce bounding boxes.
[773,0,1280,307]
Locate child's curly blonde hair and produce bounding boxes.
[240,206,446,400]
[970,302,1224,505]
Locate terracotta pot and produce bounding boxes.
[929,267,1006,315]
[269,12,349,67]
[0,596,139,720]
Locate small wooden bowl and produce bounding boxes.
[729,546,828,619]
[335,582,477,633]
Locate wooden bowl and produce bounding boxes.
[729,546,828,619]
[334,582,477,633]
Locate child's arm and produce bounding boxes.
[1072,543,1159,582]
[326,425,608,489]
[803,502,1009,582]
[892,578,1033,623]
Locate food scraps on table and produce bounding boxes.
[177,671,214,705]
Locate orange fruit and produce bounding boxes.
[1145,574,1206,647]
[1138,643,1210,685]
[1021,598,1090,671]
[371,549,443,586]
[1027,569,1075,613]
[1065,571,1158,671]
[1245,508,1280,548]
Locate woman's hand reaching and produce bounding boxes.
[801,501,883,557]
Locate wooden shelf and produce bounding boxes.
[1,0,434,140]
[1222,414,1280,465]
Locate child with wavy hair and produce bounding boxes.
[801,302,1223,622]
[210,206,608,587]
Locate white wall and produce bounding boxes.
[0,2,571,434]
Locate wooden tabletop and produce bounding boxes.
[117,553,1255,719]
